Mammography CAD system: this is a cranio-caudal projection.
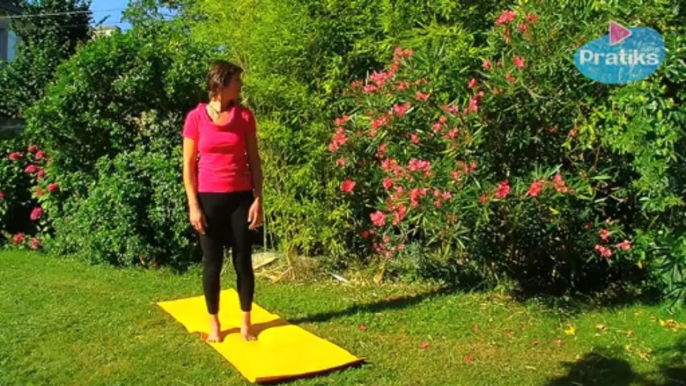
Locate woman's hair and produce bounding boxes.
[207,60,243,98]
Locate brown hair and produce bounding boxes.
[206,60,243,98]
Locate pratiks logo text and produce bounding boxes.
[573,21,665,84]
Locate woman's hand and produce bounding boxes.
[190,205,208,234]
[248,198,263,231]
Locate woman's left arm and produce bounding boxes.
[246,128,263,199]
[246,115,264,230]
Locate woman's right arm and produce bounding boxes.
[183,137,206,234]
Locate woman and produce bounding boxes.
[182,60,263,343]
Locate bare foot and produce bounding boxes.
[206,314,222,343]
[241,311,257,341]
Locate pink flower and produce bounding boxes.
[363,84,378,94]
[415,91,430,101]
[28,144,39,153]
[505,73,516,84]
[393,204,407,225]
[496,10,517,25]
[443,191,452,200]
[482,59,492,71]
[514,56,526,69]
[553,174,568,193]
[362,230,371,239]
[370,211,386,227]
[25,164,38,174]
[526,13,539,23]
[0,191,3,200]
[451,171,461,181]
[371,114,390,131]
[393,102,411,117]
[389,62,399,77]
[30,207,43,221]
[351,80,363,89]
[411,134,420,145]
[528,180,543,197]
[394,47,413,59]
[495,181,511,199]
[369,71,391,87]
[341,179,355,194]
[30,238,41,250]
[334,115,350,127]
[328,128,348,153]
[442,104,459,115]
[479,195,489,204]
[382,177,393,190]
[397,81,409,91]
[569,128,578,138]
[408,159,431,176]
[432,122,443,133]
[410,188,428,208]
[9,152,23,161]
[599,229,610,241]
[35,151,45,160]
[335,158,346,167]
[13,233,25,244]
[445,128,459,140]
[468,96,479,112]
[381,158,396,173]
[341,179,356,194]
[518,23,528,33]
[616,240,632,251]
[468,78,478,89]
[376,143,387,159]
[595,244,613,258]
[35,188,43,197]
[36,170,46,181]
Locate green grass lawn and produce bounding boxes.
[0,250,684,386]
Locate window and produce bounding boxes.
[7,30,16,61]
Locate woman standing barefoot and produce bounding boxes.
[182,60,264,343]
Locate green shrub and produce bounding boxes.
[22,21,211,266]
[186,0,510,258]
[331,0,685,299]
[0,136,52,250]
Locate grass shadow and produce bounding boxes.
[545,347,643,386]
[287,284,461,325]
[546,339,686,386]
[651,336,686,386]
[512,286,663,317]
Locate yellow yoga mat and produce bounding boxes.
[157,289,364,383]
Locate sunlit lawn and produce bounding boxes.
[1,250,684,385]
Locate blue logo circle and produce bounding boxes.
[573,23,665,85]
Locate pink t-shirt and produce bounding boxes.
[183,103,256,193]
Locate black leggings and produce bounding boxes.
[198,191,255,314]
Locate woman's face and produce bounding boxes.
[218,73,243,101]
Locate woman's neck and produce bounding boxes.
[208,99,236,112]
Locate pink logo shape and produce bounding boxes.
[609,21,632,45]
